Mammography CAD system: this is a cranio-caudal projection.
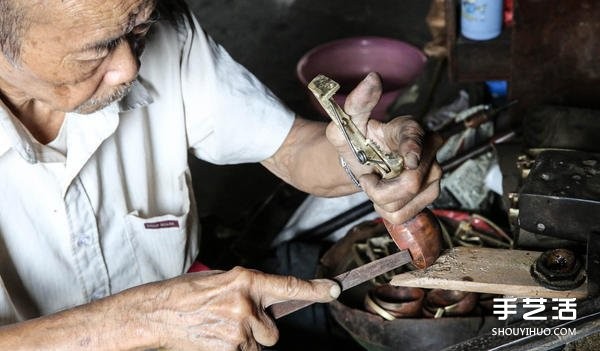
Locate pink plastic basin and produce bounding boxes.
[297,37,426,121]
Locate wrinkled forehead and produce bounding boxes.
[22,0,156,53]
[28,0,155,35]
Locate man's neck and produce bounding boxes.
[0,90,66,145]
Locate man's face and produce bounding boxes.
[0,0,157,114]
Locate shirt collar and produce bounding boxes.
[0,101,37,162]
[0,77,154,160]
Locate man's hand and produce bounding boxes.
[325,72,443,225]
[129,267,339,350]
[0,268,338,350]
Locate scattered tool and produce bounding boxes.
[440,100,518,140]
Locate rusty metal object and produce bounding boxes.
[440,130,516,173]
[330,299,504,351]
[318,220,504,351]
[364,285,425,319]
[440,100,518,139]
[423,288,479,318]
[516,154,535,179]
[519,150,600,242]
[385,208,442,269]
[530,248,586,291]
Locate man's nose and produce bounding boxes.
[103,40,140,86]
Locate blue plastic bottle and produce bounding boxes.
[460,0,504,41]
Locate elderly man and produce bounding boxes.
[0,0,441,349]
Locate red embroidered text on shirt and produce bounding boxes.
[144,220,180,229]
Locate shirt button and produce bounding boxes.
[76,234,92,247]
[91,290,105,301]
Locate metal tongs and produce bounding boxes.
[308,75,404,179]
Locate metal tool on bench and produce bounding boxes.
[308,74,442,270]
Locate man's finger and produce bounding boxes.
[359,135,439,209]
[425,161,443,185]
[413,133,443,176]
[360,160,442,213]
[255,275,340,307]
[239,337,261,351]
[359,172,418,211]
[248,311,279,347]
[390,117,424,169]
[343,72,382,126]
[374,177,441,224]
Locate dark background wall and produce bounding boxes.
[186,0,431,116]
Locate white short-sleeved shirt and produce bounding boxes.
[0,12,294,323]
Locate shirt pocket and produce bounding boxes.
[125,170,198,283]
[124,210,189,282]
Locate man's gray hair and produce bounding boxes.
[0,0,190,65]
[156,0,189,24]
[0,0,28,64]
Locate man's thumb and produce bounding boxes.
[260,276,340,307]
[343,72,383,124]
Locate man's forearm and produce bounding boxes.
[0,290,156,350]
[0,268,339,351]
[262,117,362,197]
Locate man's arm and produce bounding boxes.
[262,72,442,225]
[261,117,356,197]
[0,268,339,350]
